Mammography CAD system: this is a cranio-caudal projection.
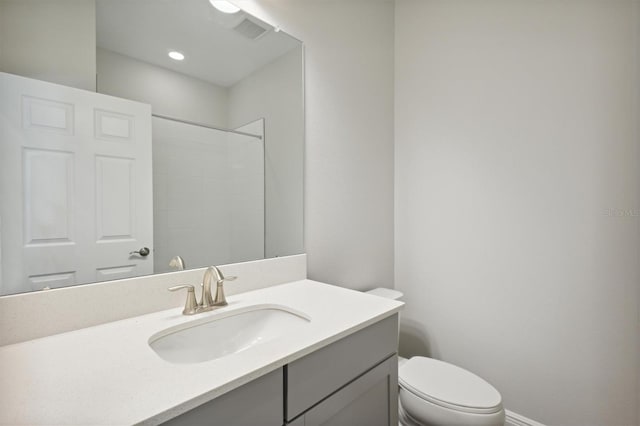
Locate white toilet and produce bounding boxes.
[366,288,505,426]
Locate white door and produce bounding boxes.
[0,72,153,295]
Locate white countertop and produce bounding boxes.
[0,280,403,425]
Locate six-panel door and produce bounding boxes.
[0,72,153,295]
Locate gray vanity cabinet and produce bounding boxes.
[285,314,399,426]
[162,369,283,426]
[163,314,399,426]
[288,355,397,426]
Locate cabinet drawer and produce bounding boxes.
[162,368,283,426]
[286,314,398,420]
[303,355,398,426]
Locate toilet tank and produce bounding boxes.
[366,288,403,300]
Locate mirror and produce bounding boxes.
[0,0,304,296]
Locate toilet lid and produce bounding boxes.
[399,357,502,414]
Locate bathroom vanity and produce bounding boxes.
[0,280,402,425]
[166,315,398,426]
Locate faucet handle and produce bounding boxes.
[168,285,199,315]
[214,266,236,283]
[168,255,185,271]
[212,273,236,307]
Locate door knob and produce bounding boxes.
[130,247,150,257]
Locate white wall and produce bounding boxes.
[395,1,640,425]
[228,47,304,259]
[235,0,395,290]
[97,48,229,127]
[0,0,96,91]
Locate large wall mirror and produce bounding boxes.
[0,0,304,296]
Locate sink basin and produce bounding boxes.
[149,305,310,364]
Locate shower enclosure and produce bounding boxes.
[152,116,265,273]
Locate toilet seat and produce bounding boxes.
[399,357,503,415]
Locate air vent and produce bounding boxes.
[233,18,268,40]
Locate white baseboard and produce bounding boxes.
[505,409,546,426]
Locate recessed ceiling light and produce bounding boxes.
[209,0,241,14]
[168,51,185,61]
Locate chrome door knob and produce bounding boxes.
[130,247,150,257]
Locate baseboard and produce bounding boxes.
[505,409,546,426]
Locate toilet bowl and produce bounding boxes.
[398,356,505,426]
[366,288,505,426]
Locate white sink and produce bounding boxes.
[148,304,310,364]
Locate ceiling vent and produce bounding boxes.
[233,18,269,40]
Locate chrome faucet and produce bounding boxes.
[168,266,237,315]
[199,266,217,311]
[203,265,237,307]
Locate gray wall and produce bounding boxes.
[394,0,640,424]
[97,48,229,128]
[238,0,395,290]
[229,47,304,259]
[0,0,96,91]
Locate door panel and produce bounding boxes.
[95,155,135,240]
[94,109,134,141]
[22,96,74,135]
[27,271,76,291]
[23,149,75,244]
[0,72,153,295]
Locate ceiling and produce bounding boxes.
[96,0,301,87]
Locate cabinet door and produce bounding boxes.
[162,368,283,426]
[286,315,398,420]
[299,356,397,426]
